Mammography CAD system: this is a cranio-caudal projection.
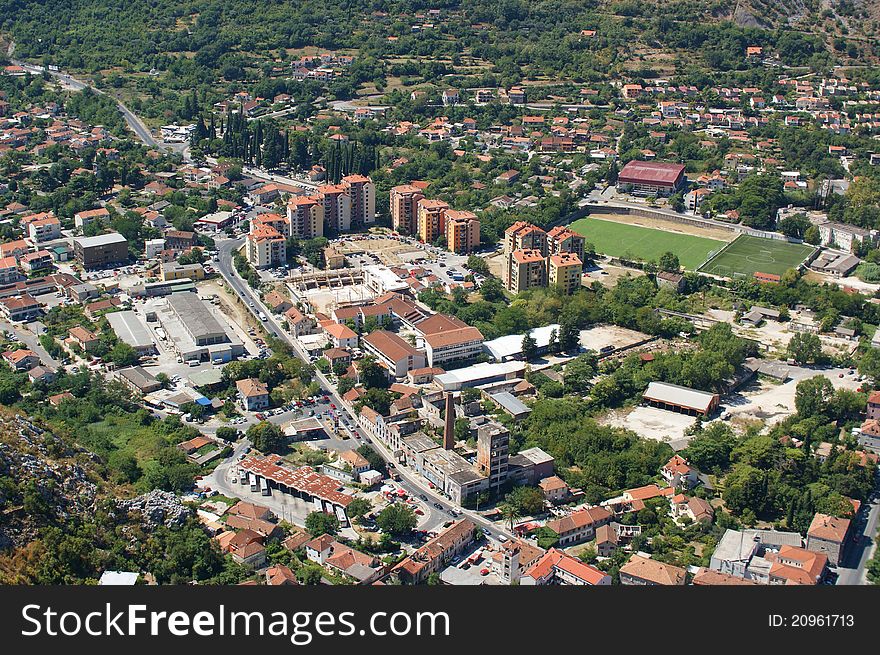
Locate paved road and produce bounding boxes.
[836,475,880,585]
[213,237,511,540]
[0,319,62,368]
[10,58,168,152]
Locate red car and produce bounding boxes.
[330,403,336,409]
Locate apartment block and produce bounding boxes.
[547,225,586,264]
[342,174,375,227]
[287,195,324,240]
[389,184,425,235]
[548,252,583,294]
[504,248,547,293]
[246,225,287,269]
[444,210,480,254]
[417,198,449,244]
[317,184,352,233]
[504,221,547,257]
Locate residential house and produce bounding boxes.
[619,554,687,585]
[806,513,850,566]
[236,377,270,411]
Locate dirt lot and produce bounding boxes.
[486,251,506,279]
[602,406,696,450]
[199,279,263,336]
[723,365,863,428]
[591,212,736,242]
[584,262,645,288]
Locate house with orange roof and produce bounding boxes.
[520,548,611,586]
[661,454,699,489]
[545,506,612,547]
[806,513,850,566]
[236,377,270,411]
[323,321,358,349]
[2,348,40,371]
[620,554,686,585]
[766,545,827,585]
[68,326,100,353]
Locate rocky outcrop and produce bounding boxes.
[0,414,100,550]
[116,490,192,529]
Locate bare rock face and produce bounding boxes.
[116,490,192,529]
[0,415,100,550]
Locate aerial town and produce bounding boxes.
[0,1,879,589]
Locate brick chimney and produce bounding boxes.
[443,392,455,450]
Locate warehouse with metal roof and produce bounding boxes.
[642,381,720,416]
[106,310,156,354]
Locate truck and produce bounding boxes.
[258,311,268,321]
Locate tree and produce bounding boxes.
[108,342,139,367]
[500,502,522,531]
[376,503,417,537]
[246,420,284,453]
[564,352,597,393]
[558,318,580,352]
[521,332,538,361]
[305,511,339,536]
[858,347,880,379]
[794,375,835,419]
[357,356,388,389]
[356,444,387,474]
[505,486,545,516]
[346,498,372,523]
[296,565,324,585]
[480,277,505,303]
[215,427,239,442]
[467,255,489,275]
[787,333,822,365]
[658,251,680,273]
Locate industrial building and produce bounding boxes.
[434,361,526,391]
[148,292,245,362]
[642,381,720,416]
[106,310,156,355]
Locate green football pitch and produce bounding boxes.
[697,234,816,279]
[568,217,726,270]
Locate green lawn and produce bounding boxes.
[698,234,816,279]
[569,217,726,270]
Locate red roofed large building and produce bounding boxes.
[545,506,612,547]
[617,160,686,196]
[237,456,356,525]
[520,548,611,586]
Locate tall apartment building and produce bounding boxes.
[287,195,324,239]
[548,252,583,295]
[504,248,547,293]
[504,221,547,257]
[246,225,287,269]
[417,198,449,244]
[444,209,480,254]
[341,174,376,227]
[317,184,352,233]
[547,225,586,265]
[389,184,425,235]
[477,422,509,495]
